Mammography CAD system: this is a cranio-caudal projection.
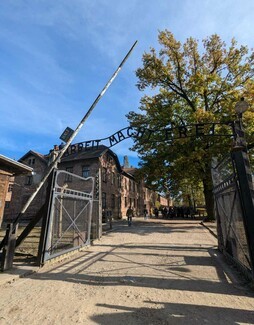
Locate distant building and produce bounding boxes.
[0,154,33,228]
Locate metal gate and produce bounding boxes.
[212,151,254,281]
[43,170,94,262]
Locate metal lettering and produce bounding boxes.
[71,145,77,154]
[127,127,134,137]
[77,143,83,151]
[178,126,188,138]
[94,140,101,148]
[117,131,126,142]
[109,134,119,147]
[196,124,205,137]
[84,141,92,149]
[165,128,173,141]
[62,122,235,156]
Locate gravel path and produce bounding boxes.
[0,218,254,325]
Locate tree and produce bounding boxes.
[127,30,254,219]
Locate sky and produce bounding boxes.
[1,0,254,167]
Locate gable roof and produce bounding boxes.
[19,150,47,164]
[0,154,33,175]
[61,145,122,172]
[122,167,138,180]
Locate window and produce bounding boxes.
[82,166,90,178]
[5,201,10,209]
[65,167,73,182]
[25,176,33,185]
[111,194,115,209]
[102,192,107,209]
[8,184,13,192]
[28,158,35,165]
[124,197,127,208]
[102,168,107,182]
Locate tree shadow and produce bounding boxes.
[90,302,254,325]
[31,244,253,297]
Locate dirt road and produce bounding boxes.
[0,219,254,324]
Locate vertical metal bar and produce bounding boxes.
[37,170,56,266]
[98,167,102,239]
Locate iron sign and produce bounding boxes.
[60,127,74,143]
[63,121,235,157]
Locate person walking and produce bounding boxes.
[143,205,148,220]
[126,206,134,226]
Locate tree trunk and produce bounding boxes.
[202,167,215,220]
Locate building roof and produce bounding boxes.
[0,154,33,175]
[122,167,137,179]
[19,150,48,164]
[61,145,122,172]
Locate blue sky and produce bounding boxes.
[1,0,254,167]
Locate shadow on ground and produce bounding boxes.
[90,301,254,325]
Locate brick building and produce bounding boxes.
[3,146,160,233]
[0,154,33,228]
[3,151,49,225]
[121,167,157,217]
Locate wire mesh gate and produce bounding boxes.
[43,170,94,262]
[212,151,254,281]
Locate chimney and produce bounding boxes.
[123,156,130,168]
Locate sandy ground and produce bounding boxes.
[0,218,254,325]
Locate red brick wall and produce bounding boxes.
[3,155,47,224]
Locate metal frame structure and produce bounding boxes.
[212,151,254,281]
[42,170,94,263]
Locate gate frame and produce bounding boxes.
[231,149,254,275]
[39,169,95,265]
[213,149,254,281]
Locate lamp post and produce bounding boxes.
[233,97,249,151]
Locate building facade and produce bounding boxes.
[0,154,33,227]
[3,146,162,234]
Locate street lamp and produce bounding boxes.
[234,98,249,150]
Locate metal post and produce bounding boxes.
[98,167,102,239]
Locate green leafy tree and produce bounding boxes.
[128,30,254,219]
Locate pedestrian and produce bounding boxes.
[143,205,148,220]
[162,207,167,218]
[126,206,134,226]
